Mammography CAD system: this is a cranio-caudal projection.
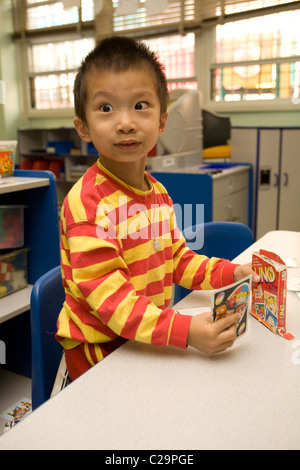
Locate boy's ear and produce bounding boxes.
[73,116,92,142]
[158,112,168,136]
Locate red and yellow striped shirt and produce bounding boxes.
[56,159,236,366]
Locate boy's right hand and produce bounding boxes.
[187,312,240,355]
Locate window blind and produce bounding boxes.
[95,0,300,41]
[94,0,201,40]
[13,1,300,39]
[195,0,300,22]
[12,0,94,36]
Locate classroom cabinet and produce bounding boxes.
[231,127,300,239]
[0,170,60,376]
[278,130,300,230]
[152,164,251,230]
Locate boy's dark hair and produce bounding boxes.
[74,36,169,123]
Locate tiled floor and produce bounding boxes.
[0,369,31,435]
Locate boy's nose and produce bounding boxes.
[117,111,136,133]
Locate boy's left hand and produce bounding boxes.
[233,263,260,283]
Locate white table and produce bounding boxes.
[0,176,49,194]
[0,230,299,450]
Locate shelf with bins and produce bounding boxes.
[0,176,49,325]
[0,172,60,321]
[18,127,98,206]
[0,170,60,377]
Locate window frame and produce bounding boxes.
[205,8,300,113]
[17,33,97,119]
[14,1,300,117]
[13,0,95,118]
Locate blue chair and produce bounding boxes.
[30,266,65,410]
[174,221,254,304]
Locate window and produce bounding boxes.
[28,38,95,109]
[95,1,198,92]
[28,34,196,110]
[24,0,94,29]
[14,1,199,114]
[13,0,95,113]
[211,8,300,104]
[145,34,197,93]
[15,0,300,113]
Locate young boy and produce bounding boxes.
[56,36,258,381]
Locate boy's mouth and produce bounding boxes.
[115,140,141,151]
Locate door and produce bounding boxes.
[256,129,281,239]
[279,129,300,231]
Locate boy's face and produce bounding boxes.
[74,66,168,165]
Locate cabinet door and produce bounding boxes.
[256,129,281,239]
[212,168,249,226]
[230,127,258,232]
[279,129,300,231]
[213,188,248,225]
[231,128,258,164]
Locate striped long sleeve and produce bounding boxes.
[56,159,236,359]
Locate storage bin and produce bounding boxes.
[0,205,25,249]
[32,160,49,170]
[46,140,73,155]
[87,141,98,154]
[0,248,28,298]
[0,141,17,177]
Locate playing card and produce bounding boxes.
[211,275,252,337]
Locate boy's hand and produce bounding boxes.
[187,311,240,355]
[233,263,260,283]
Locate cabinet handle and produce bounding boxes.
[225,205,240,222]
[274,173,279,187]
[225,204,232,221]
[283,172,289,186]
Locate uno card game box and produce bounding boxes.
[251,249,293,340]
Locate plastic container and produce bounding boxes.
[46,140,73,155]
[0,248,28,298]
[87,141,98,154]
[0,141,17,177]
[159,90,203,154]
[0,205,25,249]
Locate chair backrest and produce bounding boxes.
[174,221,254,304]
[30,265,65,410]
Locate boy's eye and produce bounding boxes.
[100,103,113,112]
[135,101,148,110]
